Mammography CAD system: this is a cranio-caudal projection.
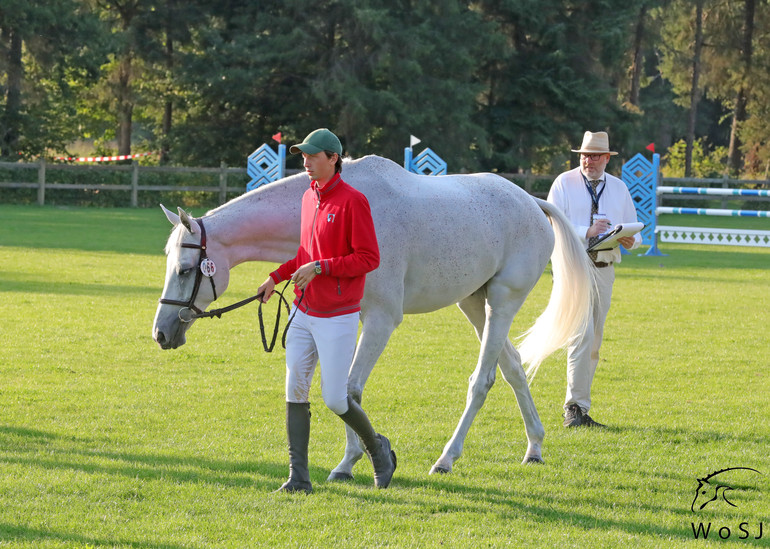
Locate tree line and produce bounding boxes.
[2,0,769,178]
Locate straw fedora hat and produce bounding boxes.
[571,131,618,155]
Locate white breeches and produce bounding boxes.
[284,308,359,415]
[565,265,615,413]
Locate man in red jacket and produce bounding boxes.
[258,128,396,493]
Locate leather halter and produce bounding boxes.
[158,217,218,320]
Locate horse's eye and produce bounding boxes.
[179,267,194,276]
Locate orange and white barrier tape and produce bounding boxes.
[55,152,156,163]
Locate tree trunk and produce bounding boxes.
[116,54,133,156]
[628,5,647,107]
[2,27,23,158]
[727,0,755,175]
[685,0,704,178]
[161,36,173,165]
[160,0,175,165]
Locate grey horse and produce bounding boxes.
[153,155,595,475]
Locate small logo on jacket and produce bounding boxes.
[327,213,336,223]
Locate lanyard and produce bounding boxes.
[582,173,606,210]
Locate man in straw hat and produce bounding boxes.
[258,128,396,492]
[547,131,641,428]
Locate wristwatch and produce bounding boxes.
[314,261,322,275]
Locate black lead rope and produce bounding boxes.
[193,293,264,320]
[257,281,304,353]
[190,280,303,353]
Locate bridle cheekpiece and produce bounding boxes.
[158,217,218,322]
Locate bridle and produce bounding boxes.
[158,217,219,320]
[158,216,300,352]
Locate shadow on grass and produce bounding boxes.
[0,424,283,491]
[0,522,191,549]
[4,424,766,546]
[318,472,711,544]
[315,424,769,545]
[0,274,158,297]
[606,423,770,449]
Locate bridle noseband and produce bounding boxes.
[158,217,218,321]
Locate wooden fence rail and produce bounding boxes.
[1,160,768,207]
[0,160,252,206]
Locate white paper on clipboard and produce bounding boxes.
[587,222,645,252]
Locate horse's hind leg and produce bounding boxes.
[497,340,545,464]
[450,293,545,465]
[430,285,526,474]
[327,306,402,482]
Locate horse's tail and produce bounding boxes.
[516,197,596,383]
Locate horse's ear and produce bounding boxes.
[160,204,180,226]
[177,207,197,234]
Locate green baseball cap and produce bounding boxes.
[289,128,343,155]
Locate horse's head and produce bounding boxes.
[152,205,231,349]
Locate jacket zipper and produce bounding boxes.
[312,183,341,296]
[309,187,320,257]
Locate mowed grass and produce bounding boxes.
[1,204,769,548]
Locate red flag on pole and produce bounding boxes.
[645,143,655,153]
[272,132,282,144]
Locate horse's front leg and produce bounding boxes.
[327,425,366,481]
[327,307,401,482]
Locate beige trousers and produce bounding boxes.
[564,265,615,413]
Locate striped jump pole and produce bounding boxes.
[657,186,770,198]
[657,184,770,218]
[654,188,770,247]
[656,207,770,218]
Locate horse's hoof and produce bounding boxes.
[522,456,545,465]
[327,471,354,482]
[429,465,451,475]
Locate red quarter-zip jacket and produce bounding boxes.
[270,173,380,317]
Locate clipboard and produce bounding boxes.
[587,222,645,252]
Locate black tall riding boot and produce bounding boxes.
[276,402,312,494]
[337,396,397,488]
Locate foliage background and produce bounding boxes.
[2,0,769,177]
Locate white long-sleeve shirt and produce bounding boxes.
[547,167,641,264]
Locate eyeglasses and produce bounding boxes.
[581,154,607,161]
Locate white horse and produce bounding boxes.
[153,155,594,474]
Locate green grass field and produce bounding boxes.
[1,205,769,548]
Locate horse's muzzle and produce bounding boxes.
[153,327,185,350]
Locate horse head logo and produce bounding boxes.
[691,467,762,512]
